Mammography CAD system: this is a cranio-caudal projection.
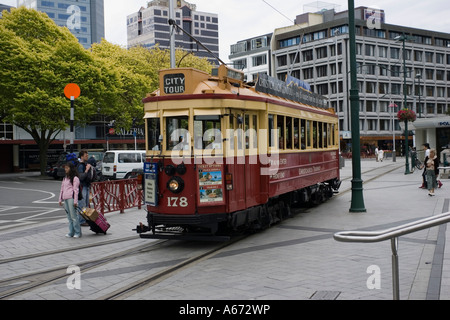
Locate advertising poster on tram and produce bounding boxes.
[197,164,225,206]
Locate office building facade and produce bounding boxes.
[17,0,104,48]
[229,33,272,82]
[127,0,219,65]
[232,6,450,155]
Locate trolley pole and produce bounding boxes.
[169,0,176,68]
[348,0,366,213]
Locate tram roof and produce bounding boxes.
[142,65,333,115]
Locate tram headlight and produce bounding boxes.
[167,176,184,194]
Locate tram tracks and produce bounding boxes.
[0,234,247,300]
[0,239,170,300]
[0,236,140,265]
[99,234,247,300]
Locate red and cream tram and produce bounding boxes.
[136,65,341,240]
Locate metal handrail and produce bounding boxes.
[333,211,450,300]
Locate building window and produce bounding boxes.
[367,119,377,131]
[380,120,389,131]
[366,82,376,94]
[234,58,247,69]
[391,66,401,77]
[425,52,434,63]
[253,55,267,67]
[391,83,401,94]
[414,50,423,62]
[316,65,327,77]
[366,101,376,112]
[251,37,267,49]
[303,49,313,61]
[378,46,388,58]
[276,55,287,67]
[303,68,313,79]
[316,47,327,59]
[365,44,375,56]
[391,47,400,59]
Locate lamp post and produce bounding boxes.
[394,33,414,175]
[348,0,366,213]
[389,102,398,162]
[64,83,81,154]
[415,73,422,118]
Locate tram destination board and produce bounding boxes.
[255,73,327,109]
[164,73,185,94]
[144,162,158,206]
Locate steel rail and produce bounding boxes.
[333,211,450,300]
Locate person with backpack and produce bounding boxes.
[59,162,82,238]
[77,150,93,226]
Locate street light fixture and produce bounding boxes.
[394,33,415,175]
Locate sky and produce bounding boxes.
[2,0,450,63]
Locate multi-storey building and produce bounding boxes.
[271,6,450,155]
[127,0,219,65]
[17,0,104,49]
[229,33,272,82]
[230,6,450,155]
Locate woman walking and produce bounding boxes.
[426,149,439,197]
[59,162,82,238]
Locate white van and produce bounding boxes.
[101,150,146,179]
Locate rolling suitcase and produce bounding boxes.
[77,207,110,234]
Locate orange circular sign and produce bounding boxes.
[64,83,81,99]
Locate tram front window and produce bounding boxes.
[194,115,222,150]
[166,116,189,150]
[147,118,161,151]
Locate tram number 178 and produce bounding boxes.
[167,197,188,207]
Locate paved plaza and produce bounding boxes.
[1,158,450,300]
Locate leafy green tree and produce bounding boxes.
[0,7,121,175]
[0,7,213,175]
[90,41,213,129]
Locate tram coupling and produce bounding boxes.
[134,222,150,234]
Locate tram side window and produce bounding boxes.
[306,120,311,148]
[294,118,299,149]
[252,115,258,148]
[228,114,235,150]
[313,121,318,149]
[244,114,249,149]
[166,116,189,150]
[268,114,275,148]
[318,122,323,148]
[301,119,306,150]
[147,118,161,151]
[277,115,285,149]
[330,124,339,146]
[324,123,328,148]
[285,117,292,149]
[194,115,222,150]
